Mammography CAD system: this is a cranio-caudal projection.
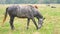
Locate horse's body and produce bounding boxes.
[3,5,45,30]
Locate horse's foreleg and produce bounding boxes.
[27,18,30,29]
[9,16,15,30]
[31,18,38,30]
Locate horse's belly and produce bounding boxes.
[16,15,28,18]
[16,12,28,18]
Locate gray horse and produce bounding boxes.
[3,5,45,30]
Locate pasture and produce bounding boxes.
[0,4,60,34]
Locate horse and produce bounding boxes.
[2,5,45,30]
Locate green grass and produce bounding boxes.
[0,4,60,34]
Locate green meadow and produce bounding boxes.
[0,4,60,34]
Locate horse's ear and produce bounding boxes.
[34,5,38,9]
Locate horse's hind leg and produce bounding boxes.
[9,16,15,30]
[27,18,30,29]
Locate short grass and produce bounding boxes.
[0,4,60,34]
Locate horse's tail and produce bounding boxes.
[2,7,8,24]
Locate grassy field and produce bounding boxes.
[0,4,60,34]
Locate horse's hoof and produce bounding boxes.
[11,28,15,30]
[11,29,14,30]
[27,27,29,30]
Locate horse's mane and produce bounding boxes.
[28,5,38,9]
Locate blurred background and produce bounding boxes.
[0,0,60,4]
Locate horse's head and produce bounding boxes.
[38,17,45,29]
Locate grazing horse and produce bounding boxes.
[3,5,45,30]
